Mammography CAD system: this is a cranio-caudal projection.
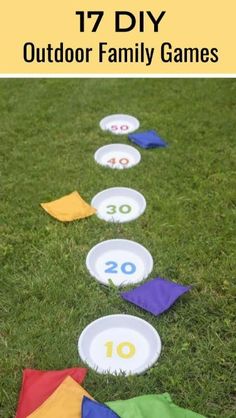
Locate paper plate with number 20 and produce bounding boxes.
[86,239,153,287]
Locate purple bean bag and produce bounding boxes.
[121,277,191,315]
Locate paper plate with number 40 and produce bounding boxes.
[94,144,141,169]
[86,239,153,287]
[100,114,140,135]
[78,314,162,375]
[91,187,146,223]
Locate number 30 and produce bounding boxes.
[106,204,131,214]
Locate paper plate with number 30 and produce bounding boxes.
[78,314,162,375]
[100,114,140,135]
[94,144,141,169]
[86,239,153,286]
[91,187,146,223]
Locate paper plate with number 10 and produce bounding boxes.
[78,314,162,375]
[91,187,146,223]
[94,144,141,169]
[86,239,153,286]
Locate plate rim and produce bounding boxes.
[78,314,162,375]
[86,238,153,286]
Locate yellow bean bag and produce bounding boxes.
[40,191,96,222]
[26,376,93,418]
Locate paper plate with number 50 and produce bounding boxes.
[99,114,140,135]
[86,239,153,287]
[91,187,146,223]
[78,314,162,375]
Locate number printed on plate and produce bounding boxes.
[105,341,136,359]
[95,248,145,286]
[97,197,140,223]
[107,157,130,167]
[109,124,130,133]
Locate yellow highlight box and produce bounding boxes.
[0,0,235,74]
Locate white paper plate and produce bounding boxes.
[86,239,153,287]
[100,114,140,135]
[78,314,161,375]
[91,187,146,223]
[94,144,141,170]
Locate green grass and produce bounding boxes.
[0,79,235,418]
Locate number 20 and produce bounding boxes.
[105,261,136,275]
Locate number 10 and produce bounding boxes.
[105,341,136,359]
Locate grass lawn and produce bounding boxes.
[0,79,235,418]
